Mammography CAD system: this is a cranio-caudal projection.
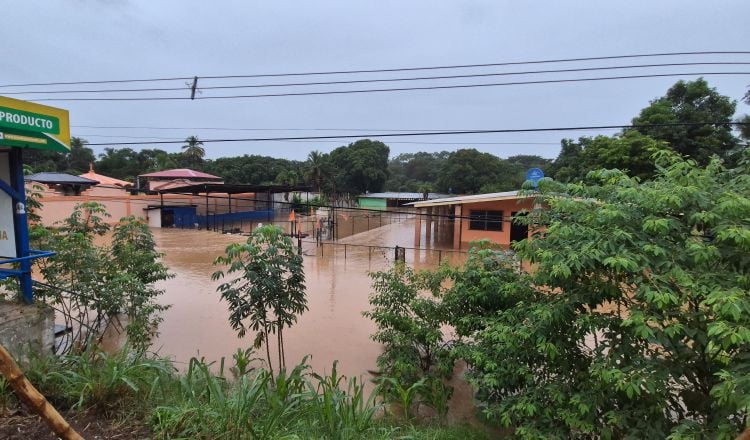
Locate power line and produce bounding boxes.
[6,62,750,95]
[3,50,748,88]
[32,72,750,102]
[75,134,561,145]
[82,122,749,146]
[72,124,623,132]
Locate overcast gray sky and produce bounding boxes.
[2,0,749,161]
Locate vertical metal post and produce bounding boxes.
[10,149,32,303]
[205,192,209,230]
[344,244,347,261]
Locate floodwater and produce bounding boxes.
[150,218,481,423]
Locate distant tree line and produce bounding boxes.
[24,78,749,195]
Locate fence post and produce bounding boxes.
[394,245,406,263]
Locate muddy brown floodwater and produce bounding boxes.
[151,219,480,424]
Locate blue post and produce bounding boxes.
[10,149,33,303]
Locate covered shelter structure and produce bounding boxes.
[410,191,535,250]
[154,183,311,229]
[25,172,98,196]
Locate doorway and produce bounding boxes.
[510,211,528,243]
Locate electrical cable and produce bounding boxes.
[31,71,750,102]
[75,134,562,145]
[82,122,749,146]
[6,62,750,95]
[3,50,748,88]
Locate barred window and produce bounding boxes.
[469,210,503,231]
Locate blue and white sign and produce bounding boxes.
[526,168,545,188]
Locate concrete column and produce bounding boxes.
[434,207,440,242]
[453,205,462,250]
[414,208,422,247]
[425,207,432,245]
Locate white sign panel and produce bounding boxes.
[0,153,17,258]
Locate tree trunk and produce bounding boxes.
[0,344,84,440]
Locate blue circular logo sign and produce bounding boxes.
[526,168,544,187]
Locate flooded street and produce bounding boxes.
[151,218,481,423]
[152,218,457,380]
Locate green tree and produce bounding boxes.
[202,155,302,185]
[632,78,739,165]
[112,217,173,348]
[436,148,509,194]
[30,203,170,350]
[95,147,143,181]
[364,264,455,418]
[181,135,205,167]
[23,136,94,174]
[447,149,750,437]
[212,226,307,378]
[304,150,328,192]
[328,139,390,194]
[67,137,96,173]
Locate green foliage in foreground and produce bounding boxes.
[0,348,488,440]
[26,203,172,350]
[213,225,307,379]
[366,149,750,438]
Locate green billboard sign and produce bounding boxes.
[0,96,70,152]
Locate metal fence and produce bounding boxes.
[300,240,471,267]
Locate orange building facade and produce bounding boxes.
[412,191,535,250]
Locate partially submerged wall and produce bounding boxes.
[0,302,54,357]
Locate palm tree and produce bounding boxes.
[181,136,205,167]
[304,150,327,192]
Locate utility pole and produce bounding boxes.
[190,76,199,100]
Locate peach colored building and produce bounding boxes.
[411,191,535,250]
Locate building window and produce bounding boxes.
[469,210,503,231]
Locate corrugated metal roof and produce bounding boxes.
[26,172,98,185]
[138,168,221,179]
[409,191,527,208]
[358,192,450,200]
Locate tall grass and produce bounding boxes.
[1,348,488,439]
[18,347,172,414]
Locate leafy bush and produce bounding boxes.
[27,203,171,350]
[448,149,750,438]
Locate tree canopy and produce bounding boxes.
[632,78,739,165]
[550,78,744,182]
